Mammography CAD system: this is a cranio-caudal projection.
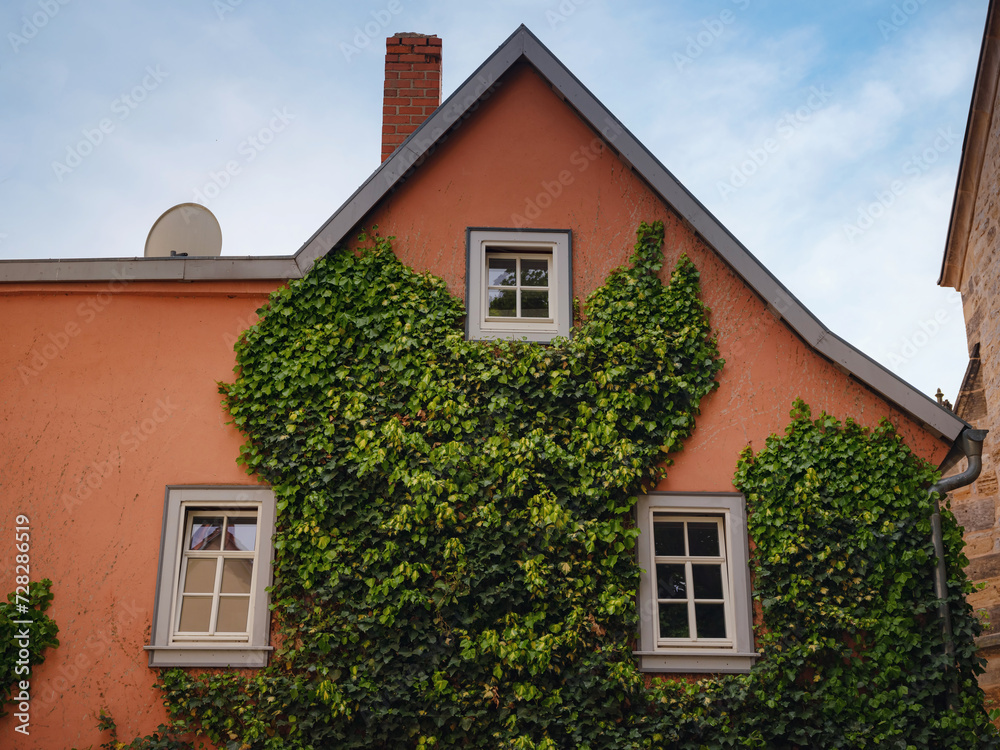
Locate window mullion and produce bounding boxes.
[208,514,227,636]
[686,559,696,639]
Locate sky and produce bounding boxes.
[0,0,989,402]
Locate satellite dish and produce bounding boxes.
[144,203,222,257]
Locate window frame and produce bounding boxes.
[146,486,276,668]
[465,228,572,342]
[635,492,756,673]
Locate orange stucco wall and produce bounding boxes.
[0,63,952,748]
[358,63,950,475]
[0,281,278,747]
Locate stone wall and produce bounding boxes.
[950,65,1000,705]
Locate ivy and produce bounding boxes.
[157,222,723,749]
[130,223,997,748]
[1,579,58,717]
[728,402,999,747]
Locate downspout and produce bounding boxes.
[928,427,987,658]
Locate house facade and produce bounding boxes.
[939,0,1000,709]
[1,26,975,747]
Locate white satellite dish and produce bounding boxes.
[144,203,222,257]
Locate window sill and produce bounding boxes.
[634,650,758,674]
[145,644,273,668]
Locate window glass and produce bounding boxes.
[488,258,516,286]
[226,518,257,551]
[175,509,257,638]
[190,516,223,550]
[653,516,729,642]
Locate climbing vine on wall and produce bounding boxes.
[142,223,999,749]
[729,403,998,748]
[158,221,723,748]
[1,579,58,716]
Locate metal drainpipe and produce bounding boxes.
[928,427,987,659]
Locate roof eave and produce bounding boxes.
[940,0,1000,290]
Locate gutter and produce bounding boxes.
[928,427,988,660]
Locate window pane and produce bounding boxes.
[222,559,254,594]
[656,563,686,599]
[654,521,685,556]
[521,290,549,318]
[488,289,516,317]
[692,564,724,599]
[178,596,212,632]
[695,603,727,639]
[487,258,516,286]
[217,596,250,632]
[658,603,690,639]
[520,259,549,287]
[225,518,257,551]
[189,516,223,550]
[183,558,218,594]
[688,522,720,557]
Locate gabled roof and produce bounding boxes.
[0,25,966,442]
[940,0,1000,290]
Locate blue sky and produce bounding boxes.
[0,0,989,401]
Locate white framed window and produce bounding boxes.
[146,486,276,667]
[466,228,572,342]
[635,493,756,673]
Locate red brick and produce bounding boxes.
[426,37,442,46]
[393,79,413,88]
[398,53,426,63]
[383,105,397,115]
[412,62,440,71]
[413,46,441,56]
[381,124,397,135]
[384,70,399,79]
[383,115,410,125]
[408,97,439,107]
[384,54,400,63]
[383,97,411,106]
[398,106,423,115]
[387,44,411,54]
[397,36,427,45]
[399,70,423,79]
[386,62,412,71]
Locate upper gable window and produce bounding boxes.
[466,229,571,342]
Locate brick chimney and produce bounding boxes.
[382,33,442,162]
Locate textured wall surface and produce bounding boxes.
[948,55,1000,708]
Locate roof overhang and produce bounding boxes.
[940,0,1000,290]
